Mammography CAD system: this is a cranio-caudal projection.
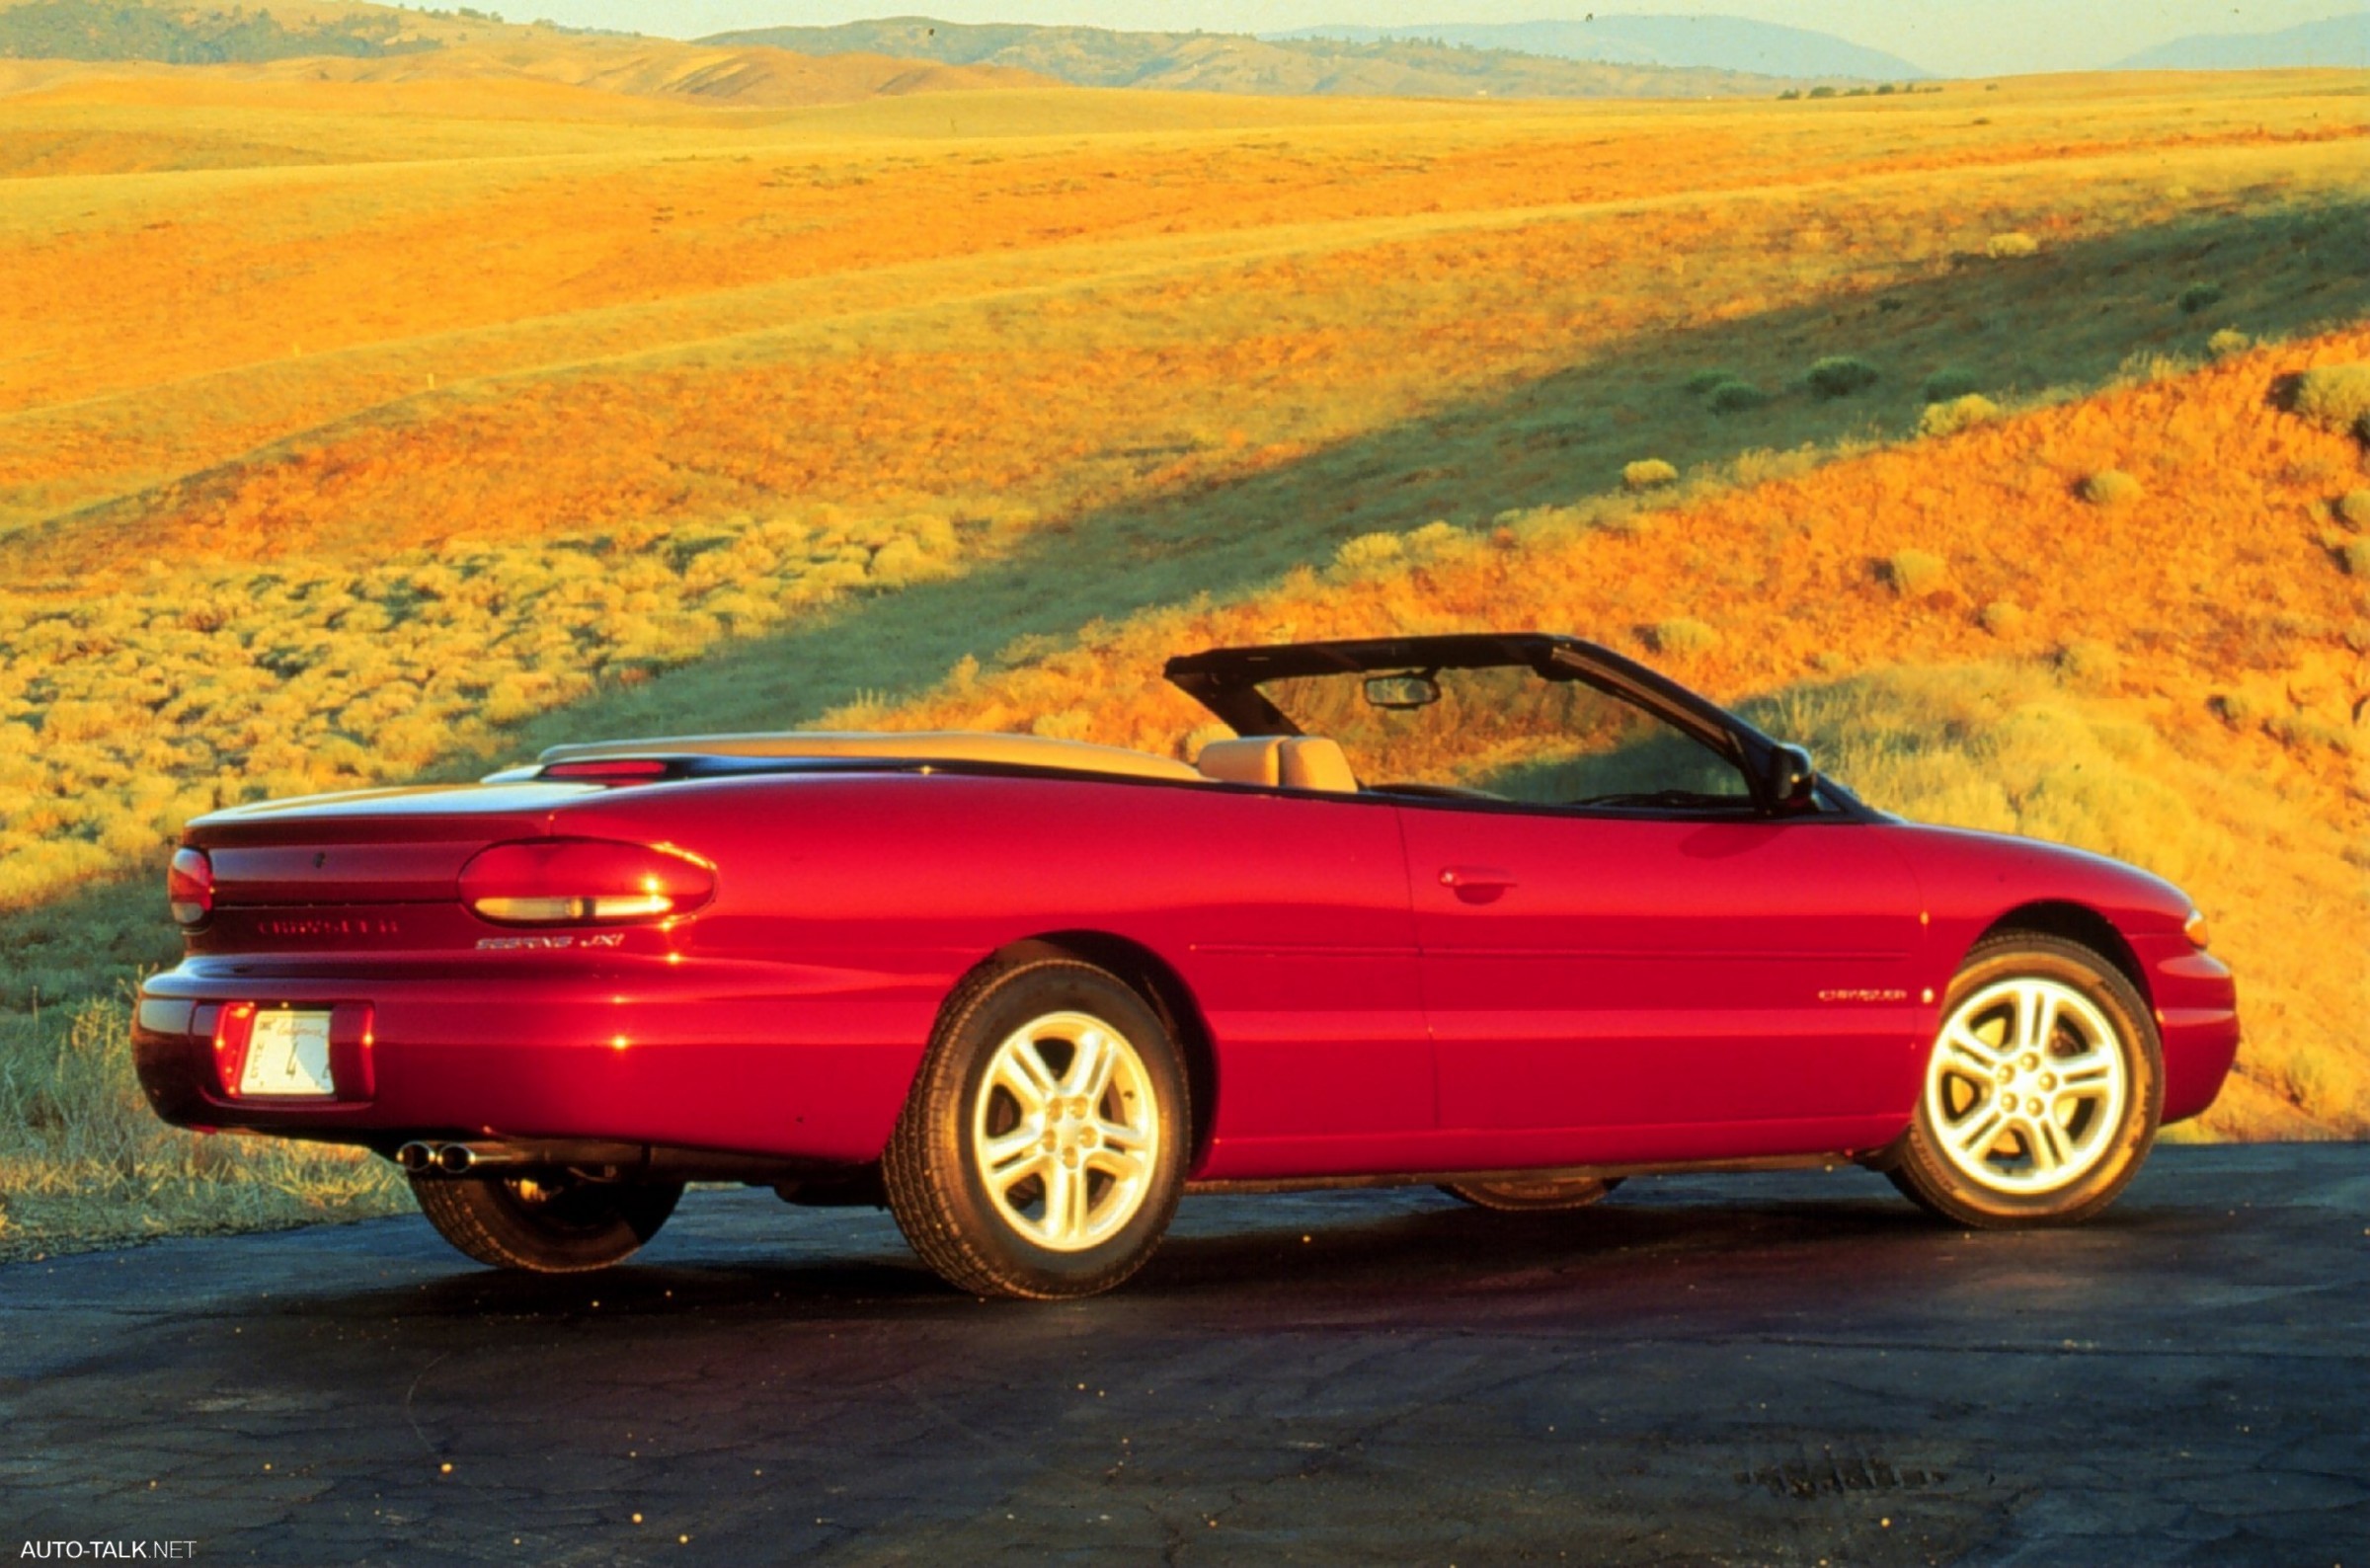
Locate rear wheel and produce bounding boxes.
[1889,934,2162,1228]
[1442,1175,1622,1213]
[884,958,1189,1299]
[409,1171,681,1272]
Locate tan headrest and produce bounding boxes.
[1279,738,1359,794]
[1195,737,1284,787]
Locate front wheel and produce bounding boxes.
[884,958,1190,1299]
[410,1172,682,1272]
[1889,935,2162,1228]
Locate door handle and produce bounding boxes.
[1439,866,1517,902]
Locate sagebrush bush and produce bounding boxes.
[2288,364,2370,433]
[1985,231,2039,259]
[1705,380,1770,414]
[2340,539,2370,578]
[2207,329,2252,358]
[2177,282,2225,315]
[2058,638,2122,686]
[1649,617,1718,656]
[2212,690,2265,728]
[1805,356,1880,399]
[1886,549,1948,597]
[2080,468,2143,506]
[1682,369,1734,394]
[1919,394,2000,437]
[1922,367,1981,403]
[1622,459,1679,491]
[1979,599,2027,636]
[2335,491,2370,529]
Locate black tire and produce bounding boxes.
[1888,934,2163,1228]
[1441,1175,1622,1213]
[409,1171,682,1273]
[884,958,1190,1300]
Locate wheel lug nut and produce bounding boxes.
[2039,1073,2056,1090]
[1062,1148,1080,1169]
[2020,1054,2039,1070]
[2026,1097,2045,1115]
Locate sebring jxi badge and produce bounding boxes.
[476,932,626,952]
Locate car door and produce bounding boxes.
[1401,749,1925,1167]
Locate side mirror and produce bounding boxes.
[1767,743,1818,809]
[1364,673,1442,711]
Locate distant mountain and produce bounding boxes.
[1272,16,1928,81]
[698,16,1810,98]
[2110,12,2368,70]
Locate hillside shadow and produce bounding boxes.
[6,196,2364,1004]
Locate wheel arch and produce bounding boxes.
[971,931,1220,1172]
[1974,901,2152,1009]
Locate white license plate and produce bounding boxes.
[241,1009,336,1098]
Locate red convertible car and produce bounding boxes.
[134,634,2240,1298]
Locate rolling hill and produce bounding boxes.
[1272,17,1929,82]
[0,0,1050,107]
[697,17,1804,99]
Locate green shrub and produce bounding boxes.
[1807,85,1836,99]
[1804,356,1880,399]
[2289,364,2370,433]
[1985,231,2039,259]
[2080,469,2143,506]
[2340,539,2370,578]
[1683,369,1734,394]
[1705,380,1770,414]
[1622,458,1679,491]
[1978,599,2027,637]
[1886,549,1947,597]
[2207,329,2252,358]
[2335,490,2370,529]
[2176,282,2225,315]
[1649,617,1718,656]
[1922,367,1981,402]
[1919,394,2000,438]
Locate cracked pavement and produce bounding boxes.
[3,1144,2364,1564]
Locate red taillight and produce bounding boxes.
[169,846,213,926]
[458,838,716,926]
[213,1000,256,1089]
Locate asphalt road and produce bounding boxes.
[3,1144,2364,1566]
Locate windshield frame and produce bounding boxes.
[1163,632,1870,820]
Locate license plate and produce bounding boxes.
[241,1009,336,1098]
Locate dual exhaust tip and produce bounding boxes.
[396,1140,524,1176]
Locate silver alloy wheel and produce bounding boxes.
[1924,976,2130,1196]
[970,1010,1161,1253]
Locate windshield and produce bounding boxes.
[1252,663,1752,807]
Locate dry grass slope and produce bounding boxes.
[0,65,2365,1253]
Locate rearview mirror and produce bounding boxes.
[1364,673,1442,711]
[1767,743,1818,809]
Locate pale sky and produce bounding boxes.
[494,1,2368,78]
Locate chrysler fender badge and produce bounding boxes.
[1818,987,1909,1003]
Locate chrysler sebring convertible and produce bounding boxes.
[133,633,2240,1297]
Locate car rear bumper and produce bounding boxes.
[131,956,941,1164]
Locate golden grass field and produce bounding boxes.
[0,51,2363,1252]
